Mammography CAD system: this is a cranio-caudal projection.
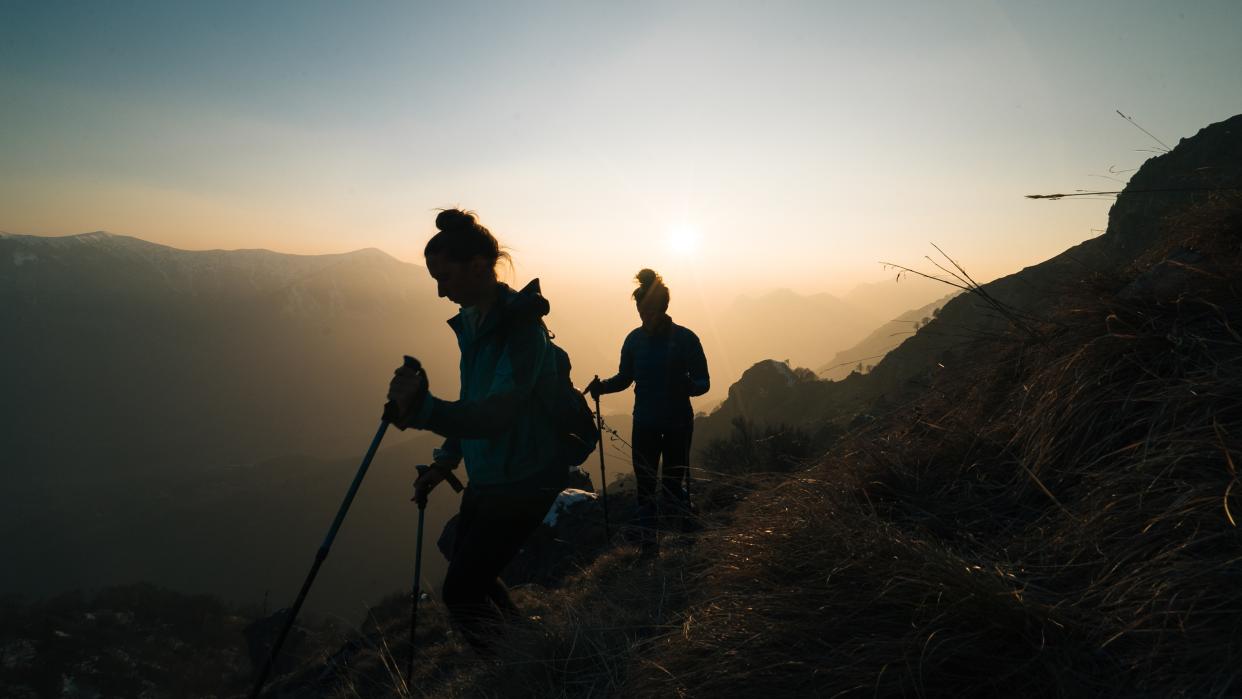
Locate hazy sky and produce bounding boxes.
[3,1,1240,297]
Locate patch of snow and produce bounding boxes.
[543,488,599,527]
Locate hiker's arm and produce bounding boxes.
[597,337,635,393]
[684,331,710,397]
[432,438,462,469]
[406,321,548,438]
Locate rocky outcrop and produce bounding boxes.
[1104,115,1242,257]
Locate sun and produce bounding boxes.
[665,224,702,256]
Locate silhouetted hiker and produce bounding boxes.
[588,269,709,549]
[386,208,567,652]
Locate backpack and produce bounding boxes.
[543,338,600,467]
[497,303,600,468]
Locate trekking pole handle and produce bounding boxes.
[383,355,424,423]
[416,463,464,494]
[582,374,601,396]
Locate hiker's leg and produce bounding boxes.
[442,489,501,647]
[659,423,696,532]
[442,487,557,649]
[631,424,665,551]
[660,423,693,502]
[630,424,662,509]
[472,487,558,624]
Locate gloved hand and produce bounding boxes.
[586,376,603,401]
[385,357,429,427]
[411,461,452,507]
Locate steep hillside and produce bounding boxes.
[606,118,1242,696]
[261,114,1242,698]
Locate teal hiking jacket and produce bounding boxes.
[404,279,562,489]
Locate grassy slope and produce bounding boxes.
[429,197,1239,699]
[269,119,1242,698]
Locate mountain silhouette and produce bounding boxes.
[0,233,464,613]
[0,231,460,474]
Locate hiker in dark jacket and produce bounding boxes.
[386,208,565,650]
[588,269,709,538]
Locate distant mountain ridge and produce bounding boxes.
[3,231,410,316]
[1,232,464,612]
[1,230,458,473]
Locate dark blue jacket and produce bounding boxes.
[598,316,709,428]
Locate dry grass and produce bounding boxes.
[615,194,1242,698]
[276,193,1242,698]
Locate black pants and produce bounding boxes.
[441,484,559,650]
[631,422,693,508]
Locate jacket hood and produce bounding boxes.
[503,278,551,322]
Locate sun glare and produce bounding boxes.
[666,224,702,257]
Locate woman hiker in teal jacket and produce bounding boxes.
[386,209,566,650]
[589,269,710,544]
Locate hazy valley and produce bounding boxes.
[0,230,939,620]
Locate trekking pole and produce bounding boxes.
[588,376,611,542]
[406,464,463,686]
[250,356,420,699]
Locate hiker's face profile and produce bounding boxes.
[426,253,492,306]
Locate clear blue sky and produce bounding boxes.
[3,0,1240,293]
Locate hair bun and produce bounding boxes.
[632,268,669,308]
[436,208,477,233]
